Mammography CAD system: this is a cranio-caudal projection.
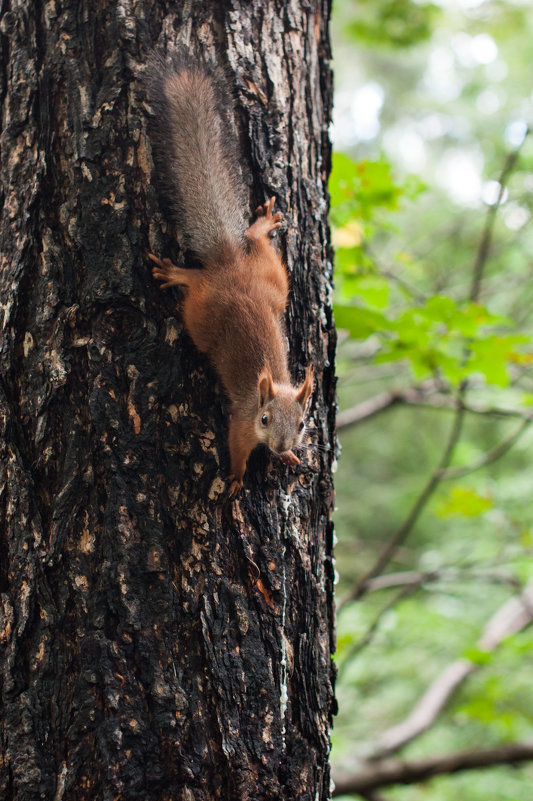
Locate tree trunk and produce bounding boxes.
[0,2,336,800]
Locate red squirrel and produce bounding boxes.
[145,56,313,495]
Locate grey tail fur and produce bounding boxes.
[144,53,247,261]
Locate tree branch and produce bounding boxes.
[337,385,530,431]
[337,582,422,675]
[371,583,533,756]
[361,567,520,595]
[336,389,403,428]
[470,128,529,302]
[360,791,390,801]
[339,409,530,610]
[362,570,439,593]
[439,417,531,480]
[332,742,533,796]
[341,405,465,606]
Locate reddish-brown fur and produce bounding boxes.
[150,198,313,494]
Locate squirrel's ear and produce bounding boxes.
[258,368,275,407]
[296,365,314,408]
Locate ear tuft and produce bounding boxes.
[258,368,275,408]
[296,365,314,408]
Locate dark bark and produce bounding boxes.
[0,2,336,801]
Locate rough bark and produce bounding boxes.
[0,2,336,801]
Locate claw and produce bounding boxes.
[149,253,187,290]
[280,451,300,466]
[227,473,243,498]
[151,267,171,288]
[247,196,283,240]
[228,476,243,497]
[148,252,164,268]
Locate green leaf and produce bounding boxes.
[346,0,441,49]
[334,632,357,658]
[330,153,405,227]
[358,278,390,310]
[334,245,375,279]
[334,303,391,339]
[350,275,391,309]
[463,647,493,666]
[466,335,529,388]
[436,486,493,518]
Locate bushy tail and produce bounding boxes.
[144,54,246,260]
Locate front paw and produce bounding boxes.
[280,451,300,466]
[247,196,282,238]
[148,253,179,288]
[227,475,243,497]
[256,196,282,223]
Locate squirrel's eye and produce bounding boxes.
[298,421,305,432]
[261,414,268,426]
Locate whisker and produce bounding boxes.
[295,442,332,453]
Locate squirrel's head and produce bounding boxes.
[255,366,314,457]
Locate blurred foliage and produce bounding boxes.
[343,0,441,49]
[330,0,533,798]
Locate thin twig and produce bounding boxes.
[341,405,465,606]
[470,128,529,302]
[337,581,422,676]
[360,567,520,595]
[337,385,530,431]
[341,362,406,387]
[339,407,529,610]
[337,389,403,428]
[439,417,531,480]
[362,569,440,593]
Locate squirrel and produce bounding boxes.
[144,55,314,495]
